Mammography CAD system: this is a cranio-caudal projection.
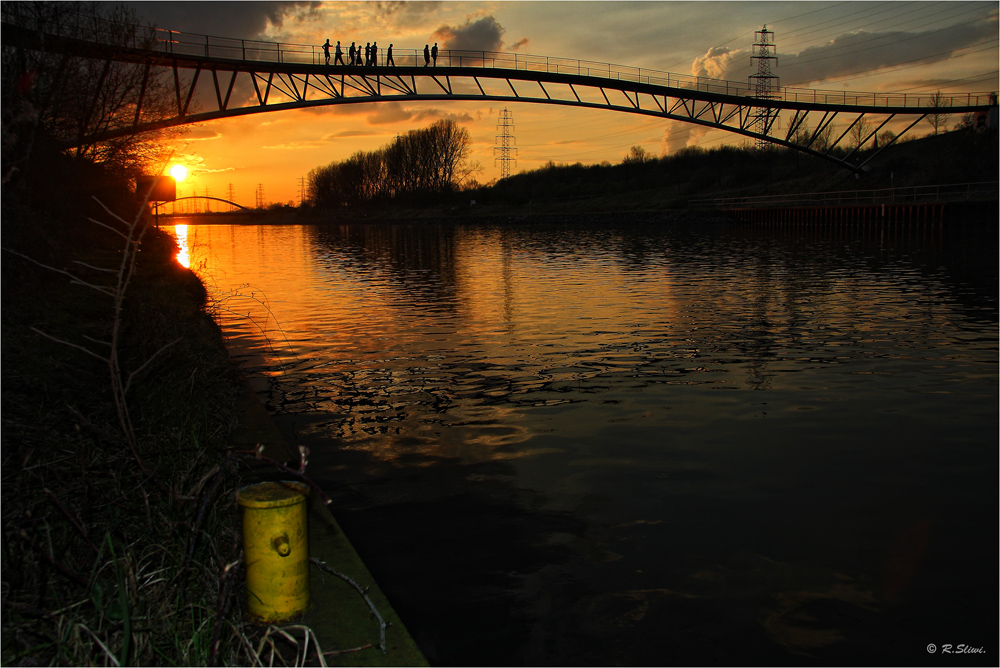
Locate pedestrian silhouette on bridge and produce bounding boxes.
[321,39,331,64]
[334,40,344,65]
[365,42,371,66]
[431,42,438,66]
[386,43,395,66]
[349,42,357,65]
[423,44,430,66]
[371,42,379,66]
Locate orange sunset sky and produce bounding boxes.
[128,1,999,207]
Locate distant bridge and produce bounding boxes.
[3,11,995,174]
[166,195,249,211]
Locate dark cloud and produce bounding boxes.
[366,102,473,126]
[432,16,505,52]
[367,101,413,125]
[183,128,222,140]
[322,129,377,139]
[302,101,473,127]
[778,21,997,86]
[411,109,474,124]
[128,2,321,39]
[369,1,441,22]
[687,17,997,90]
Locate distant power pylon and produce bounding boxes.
[255,183,265,209]
[298,176,306,206]
[494,108,517,180]
[226,183,235,211]
[748,26,779,149]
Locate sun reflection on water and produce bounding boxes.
[173,224,190,268]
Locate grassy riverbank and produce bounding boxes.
[3,146,428,664]
[1,155,258,664]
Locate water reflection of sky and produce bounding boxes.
[173,224,190,268]
[168,221,997,464]
[169,221,997,665]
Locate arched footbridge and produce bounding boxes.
[168,196,249,211]
[3,13,996,174]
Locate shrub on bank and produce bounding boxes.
[1,156,258,664]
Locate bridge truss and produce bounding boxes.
[3,17,995,175]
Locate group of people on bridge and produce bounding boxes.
[320,39,439,67]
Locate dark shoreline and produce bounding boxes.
[162,208,741,227]
[160,200,998,228]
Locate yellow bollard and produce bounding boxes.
[238,481,310,621]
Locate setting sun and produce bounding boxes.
[169,164,188,182]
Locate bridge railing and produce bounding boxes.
[150,30,994,109]
[3,5,995,109]
[690,182,1000,209]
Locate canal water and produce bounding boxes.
[171,219,996,665]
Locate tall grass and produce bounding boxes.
[1,184,264,664]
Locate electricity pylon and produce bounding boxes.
[494,108,517,180]
[749,26,779,149]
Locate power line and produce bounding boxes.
[778,1,928,50]
[662,0,852,72]
[783,39,998,87]
[722,3,990,81]
[896,68,1000,92]
[784,6,992,69]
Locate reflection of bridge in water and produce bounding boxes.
[3,10,995,174]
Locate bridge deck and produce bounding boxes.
[2,19,993,113]
[2,11,995,176]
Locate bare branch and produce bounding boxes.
[310,557,388,653]
[68,278,115,295]
[240,445,332,506]
[86,217,130,239]
[2,248,115,295]
[81,334,112,347]
[90,195,134,227]
[123,337,182,394]
[72,261,119,274]
[30,327,107,362]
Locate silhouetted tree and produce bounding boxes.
[622,145,652,164]
[954,113,976,132]
[877,129,897,146]
[308,120,474,209]
[849,116,873,150]
[2,1,180,180]
[926,91,951,136]
[791,122,836,152]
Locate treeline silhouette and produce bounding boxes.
[472,125,997,211]
[302,118,995,216]
[307,119,474,208]
[468,143,841,210]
